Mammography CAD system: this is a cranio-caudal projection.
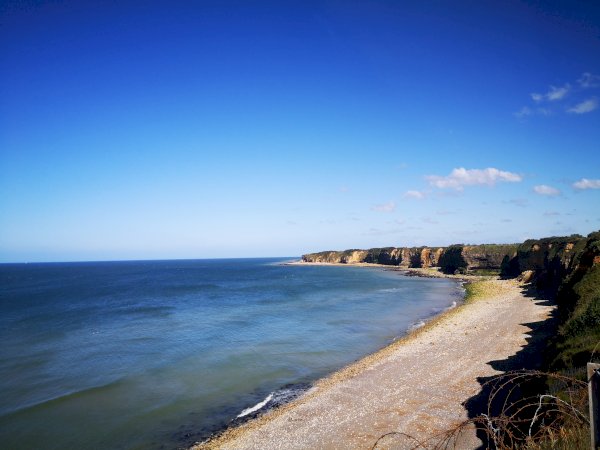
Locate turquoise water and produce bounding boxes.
[0,258,462,449]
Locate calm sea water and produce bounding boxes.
[0,258,462,449]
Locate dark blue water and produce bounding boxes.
[0,258,462,449]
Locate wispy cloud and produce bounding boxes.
[514,106,551,118]
[533,184,560,196]
[547,84,570,101]
[578,72,600,88]
[531,83,570,102]
[403,190,426,200]
[518,73,600,118]
[371,201,396,212]
[514,106,533,118]
[567,97,598,114]
[530,93,543,102]
[573,178,600,190]
[426,167,522,191]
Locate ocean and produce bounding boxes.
[0,258,463,449]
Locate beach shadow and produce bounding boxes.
[462,285,558,449]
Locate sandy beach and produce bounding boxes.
[194,271,554,450]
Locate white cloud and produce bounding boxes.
[578,72,600,88]
[547,84,570,101]
[573,178,600,190]
[530,83,570,103]
[403,190,425,200]
[567,97,598,114]
[426,167,522,191]
[533,184,560,196]
[531,93,543,102]
[515,106,552,118]
[514,106,533,118]
[371,201,396,212]
[520,74,600,119]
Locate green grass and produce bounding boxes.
[470,268,501,276]
[463,281,487,303]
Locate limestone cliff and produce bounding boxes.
[500,233,595,296]
[301,233,598,280]
[302,244,514,273]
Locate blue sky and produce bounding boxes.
[1,0,600,262]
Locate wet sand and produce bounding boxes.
[194,271,554,450]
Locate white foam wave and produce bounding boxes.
[409,320,426,331]
[236,393,273,418]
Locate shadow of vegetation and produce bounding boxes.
[462,284,559,449]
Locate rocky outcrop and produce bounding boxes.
[500,234,589,294]
[301,249,369,264]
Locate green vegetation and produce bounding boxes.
[438,244,467,274]
[463,281,484,303]
[549,231,600,370]
[364,247,401,265]
[496,230,600,371]
[469,268,501,276]
[495,231,599,449]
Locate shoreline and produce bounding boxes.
[284,260,476,281]
[190,266,465,445]
[193,269,554,449]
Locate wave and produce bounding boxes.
[408,320,426,331]
[3,378,125,418]
[407,300,457,334]
[234,383,310,420]
[236,393,274,418]
[378,287,401,293]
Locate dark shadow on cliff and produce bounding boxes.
[462,285,558,449]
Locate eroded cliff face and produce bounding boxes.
[462,245,518,270]
[301,233,600,278]
[302,244,514,272]
[301,249,369,264]
[500,233,597,296]
[302,248,406,265]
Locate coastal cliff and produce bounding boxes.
[303,230,600,369]
[500,232,600,369]
[302,244,516,273]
